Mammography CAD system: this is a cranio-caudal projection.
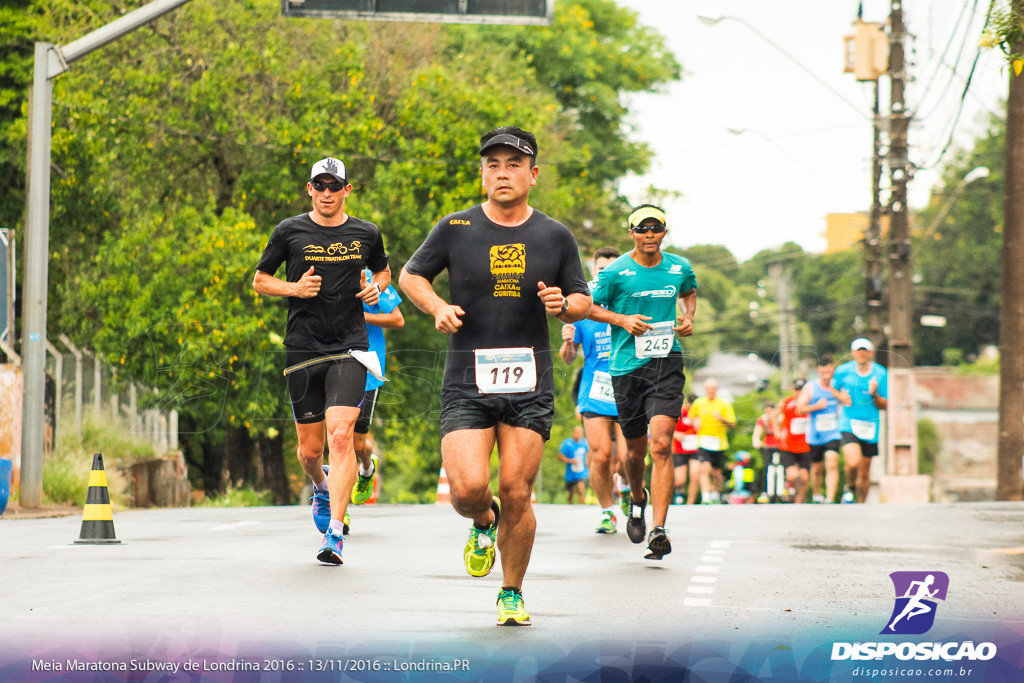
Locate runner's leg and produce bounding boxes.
[442,428,497,528]
[495,423,544,589]
[583,415,614,508]
[649,415,675,527]
[824,450,840,502]
[324,405,360,525]
[296,422,327,485]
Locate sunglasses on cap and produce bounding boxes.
[311,179,346,192]
[631,224,666,234]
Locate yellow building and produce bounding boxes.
[823,213,889,254]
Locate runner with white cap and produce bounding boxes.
[832,338,888,504]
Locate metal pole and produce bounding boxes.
[19,43,55,508]
[18,0,194,508]
[60,335,83,437]
[92,352,101,418]
[45,340,62,448]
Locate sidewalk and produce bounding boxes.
[0,501,80,520]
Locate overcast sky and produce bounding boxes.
[614,0,1007,261]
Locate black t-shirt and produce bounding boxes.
[404,205,590,397]
[256,213,388,353]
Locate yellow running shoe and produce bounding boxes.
[496,588,531,626]
[464,497,500,577]
[342,511,350,536]
[351,454,378,504]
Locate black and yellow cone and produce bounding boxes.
[74,453,121,544]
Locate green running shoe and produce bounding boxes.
[619,488,631,519]
[595,510,617,534]
[496,588,531,626]
[351,454,378,505]
[464,496,500,577]
[343,511,350,536]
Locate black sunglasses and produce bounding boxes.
[311,179,346,192]
[631,225,666,234]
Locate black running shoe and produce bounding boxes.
[645,526,672,560]
[626,488,648,544]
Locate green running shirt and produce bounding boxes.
[590,252,697,376]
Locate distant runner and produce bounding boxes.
[833,338,888,504]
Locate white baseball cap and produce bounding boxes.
[851,338,875,351]
[310,157,346,183]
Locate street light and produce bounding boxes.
[918,166,990,243]
[697,13,869,121]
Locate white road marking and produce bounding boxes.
[700,555,724,563]
[684,598,712,607]
[710,540,731,549]
[208,521,260,531]
[695,565,720,573]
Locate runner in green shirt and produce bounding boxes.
[589,204,698,560]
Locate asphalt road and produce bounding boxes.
[2,502,1023,680]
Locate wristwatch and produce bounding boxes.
[559,297,569,315]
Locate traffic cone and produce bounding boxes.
[75,453,120,544]
[435,467,451,505]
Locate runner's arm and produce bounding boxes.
[794,384,822,415]
[674,288,697,337]
[398,268,465,334]
[752,420,764,449]
[589,303,652,335]
[364,308,404,329]
[253,268,319,298]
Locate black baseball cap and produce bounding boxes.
[479,133,536,158]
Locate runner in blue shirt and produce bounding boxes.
[559,246,626,534]
[558,426,590,504]
[348,269,404,521]
[832,338,888,504]
[796,354,843,503]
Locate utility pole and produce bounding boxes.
[844,10,887,348]
[997,0,1024,501]
[866,80,885,347]
[883,0,926,501]
[19,0,193,507]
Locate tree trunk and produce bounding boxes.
[998,17,1024,502]
[257,433,291,505]
[223,424,253,490]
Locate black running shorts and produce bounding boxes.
[610,352,686,441]
[808,439,841,464]
[440,390,554,441]
[354,389,378,435]
[840,431,880,457]
[695,448,725,469]
[285,349,367,424]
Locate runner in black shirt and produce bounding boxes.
[253,157,390,566]
[400,127,591,626]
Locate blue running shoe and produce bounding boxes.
[311,465,330,533]
[317,530,343,565]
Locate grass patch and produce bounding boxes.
[197,487,275,507]
[42,417,156,507]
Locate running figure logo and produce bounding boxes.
[881,571,949,635]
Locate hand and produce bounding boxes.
[293,266,321,298]
[619,313,653,336]
[537,281,565,316]
[355,270,381,305]
[561,324,576,343]
[674,315,693,337]
[814,398,827,411]
[868,378,879,396]
[433,303,465,334]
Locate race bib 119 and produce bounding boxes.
[474,348,537,394]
